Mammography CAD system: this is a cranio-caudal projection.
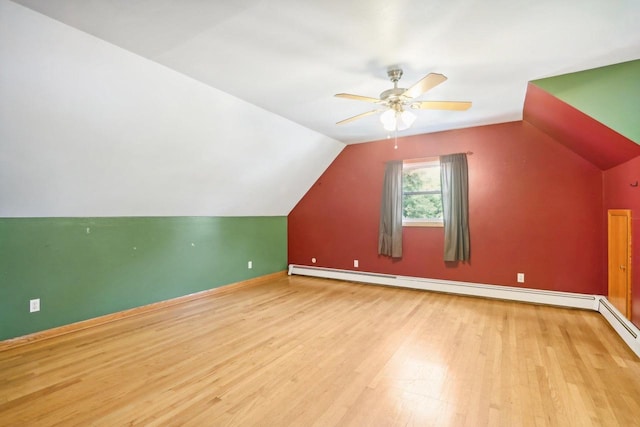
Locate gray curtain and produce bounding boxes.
[440,153,470,261]
[378,160,403,258]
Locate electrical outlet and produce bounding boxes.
[30,298,40,313]
[248,261,252,269]
[354,260,359,268]
[517,273,525,283]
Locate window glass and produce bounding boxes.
[402,159,443,226]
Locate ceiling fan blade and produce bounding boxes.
[402,73,448,99]
[411,100,472,111]
[336,110,380,125]
[335,93,381,103]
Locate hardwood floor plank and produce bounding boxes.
[1,275,639,426]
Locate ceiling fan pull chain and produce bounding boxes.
[394,127,398,150]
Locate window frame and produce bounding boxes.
[402,157,444,228]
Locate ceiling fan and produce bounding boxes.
[335,68,471,131]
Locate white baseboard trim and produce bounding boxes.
[597,297,640,357]
[288,264,640,358]
[288,265,599,309]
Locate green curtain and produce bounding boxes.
[440,153,470,261]
[378,161,403,258]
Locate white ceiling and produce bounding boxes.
[0,1,344,217]
[12,0,640,144]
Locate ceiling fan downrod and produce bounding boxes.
[380,68,407,102]
[387,68,403,85]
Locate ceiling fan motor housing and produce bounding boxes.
[387,68,403,83]
[380,87,407,102]
[382,68,408,108]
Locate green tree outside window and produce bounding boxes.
[402,162,442,221]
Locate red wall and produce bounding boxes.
[288,121,604,294]
[604,157,640,326]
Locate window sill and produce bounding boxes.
[403,221,443,228]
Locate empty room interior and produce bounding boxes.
[1,0,640,425]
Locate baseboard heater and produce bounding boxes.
[288,264,640,358]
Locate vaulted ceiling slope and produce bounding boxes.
[534,60,640,145]
[524,60,640,170]
[11,0,640,144]
[0,1,344,217]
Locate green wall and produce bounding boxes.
[0,216,287,341]
[532,60,640,145]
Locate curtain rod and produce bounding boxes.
[444,151,473,156]
[383,152,474,164]
[397,151,473,164]
[409,151,473,158]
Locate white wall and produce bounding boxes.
[0,0,344,217]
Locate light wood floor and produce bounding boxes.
[1,275,639,426]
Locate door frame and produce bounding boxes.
[607,209,632,319]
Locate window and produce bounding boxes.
[402,158,443,227]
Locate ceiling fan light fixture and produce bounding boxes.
[400,110,416,128]
[380,109,396,131]
[380,109,416,131]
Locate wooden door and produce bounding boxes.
[608,209,632,319]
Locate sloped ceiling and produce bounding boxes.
[0,1,344,217]
[534,60,640,144]
[524,60,640,170]
[524,84,640,171]
[10,0,640,144]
